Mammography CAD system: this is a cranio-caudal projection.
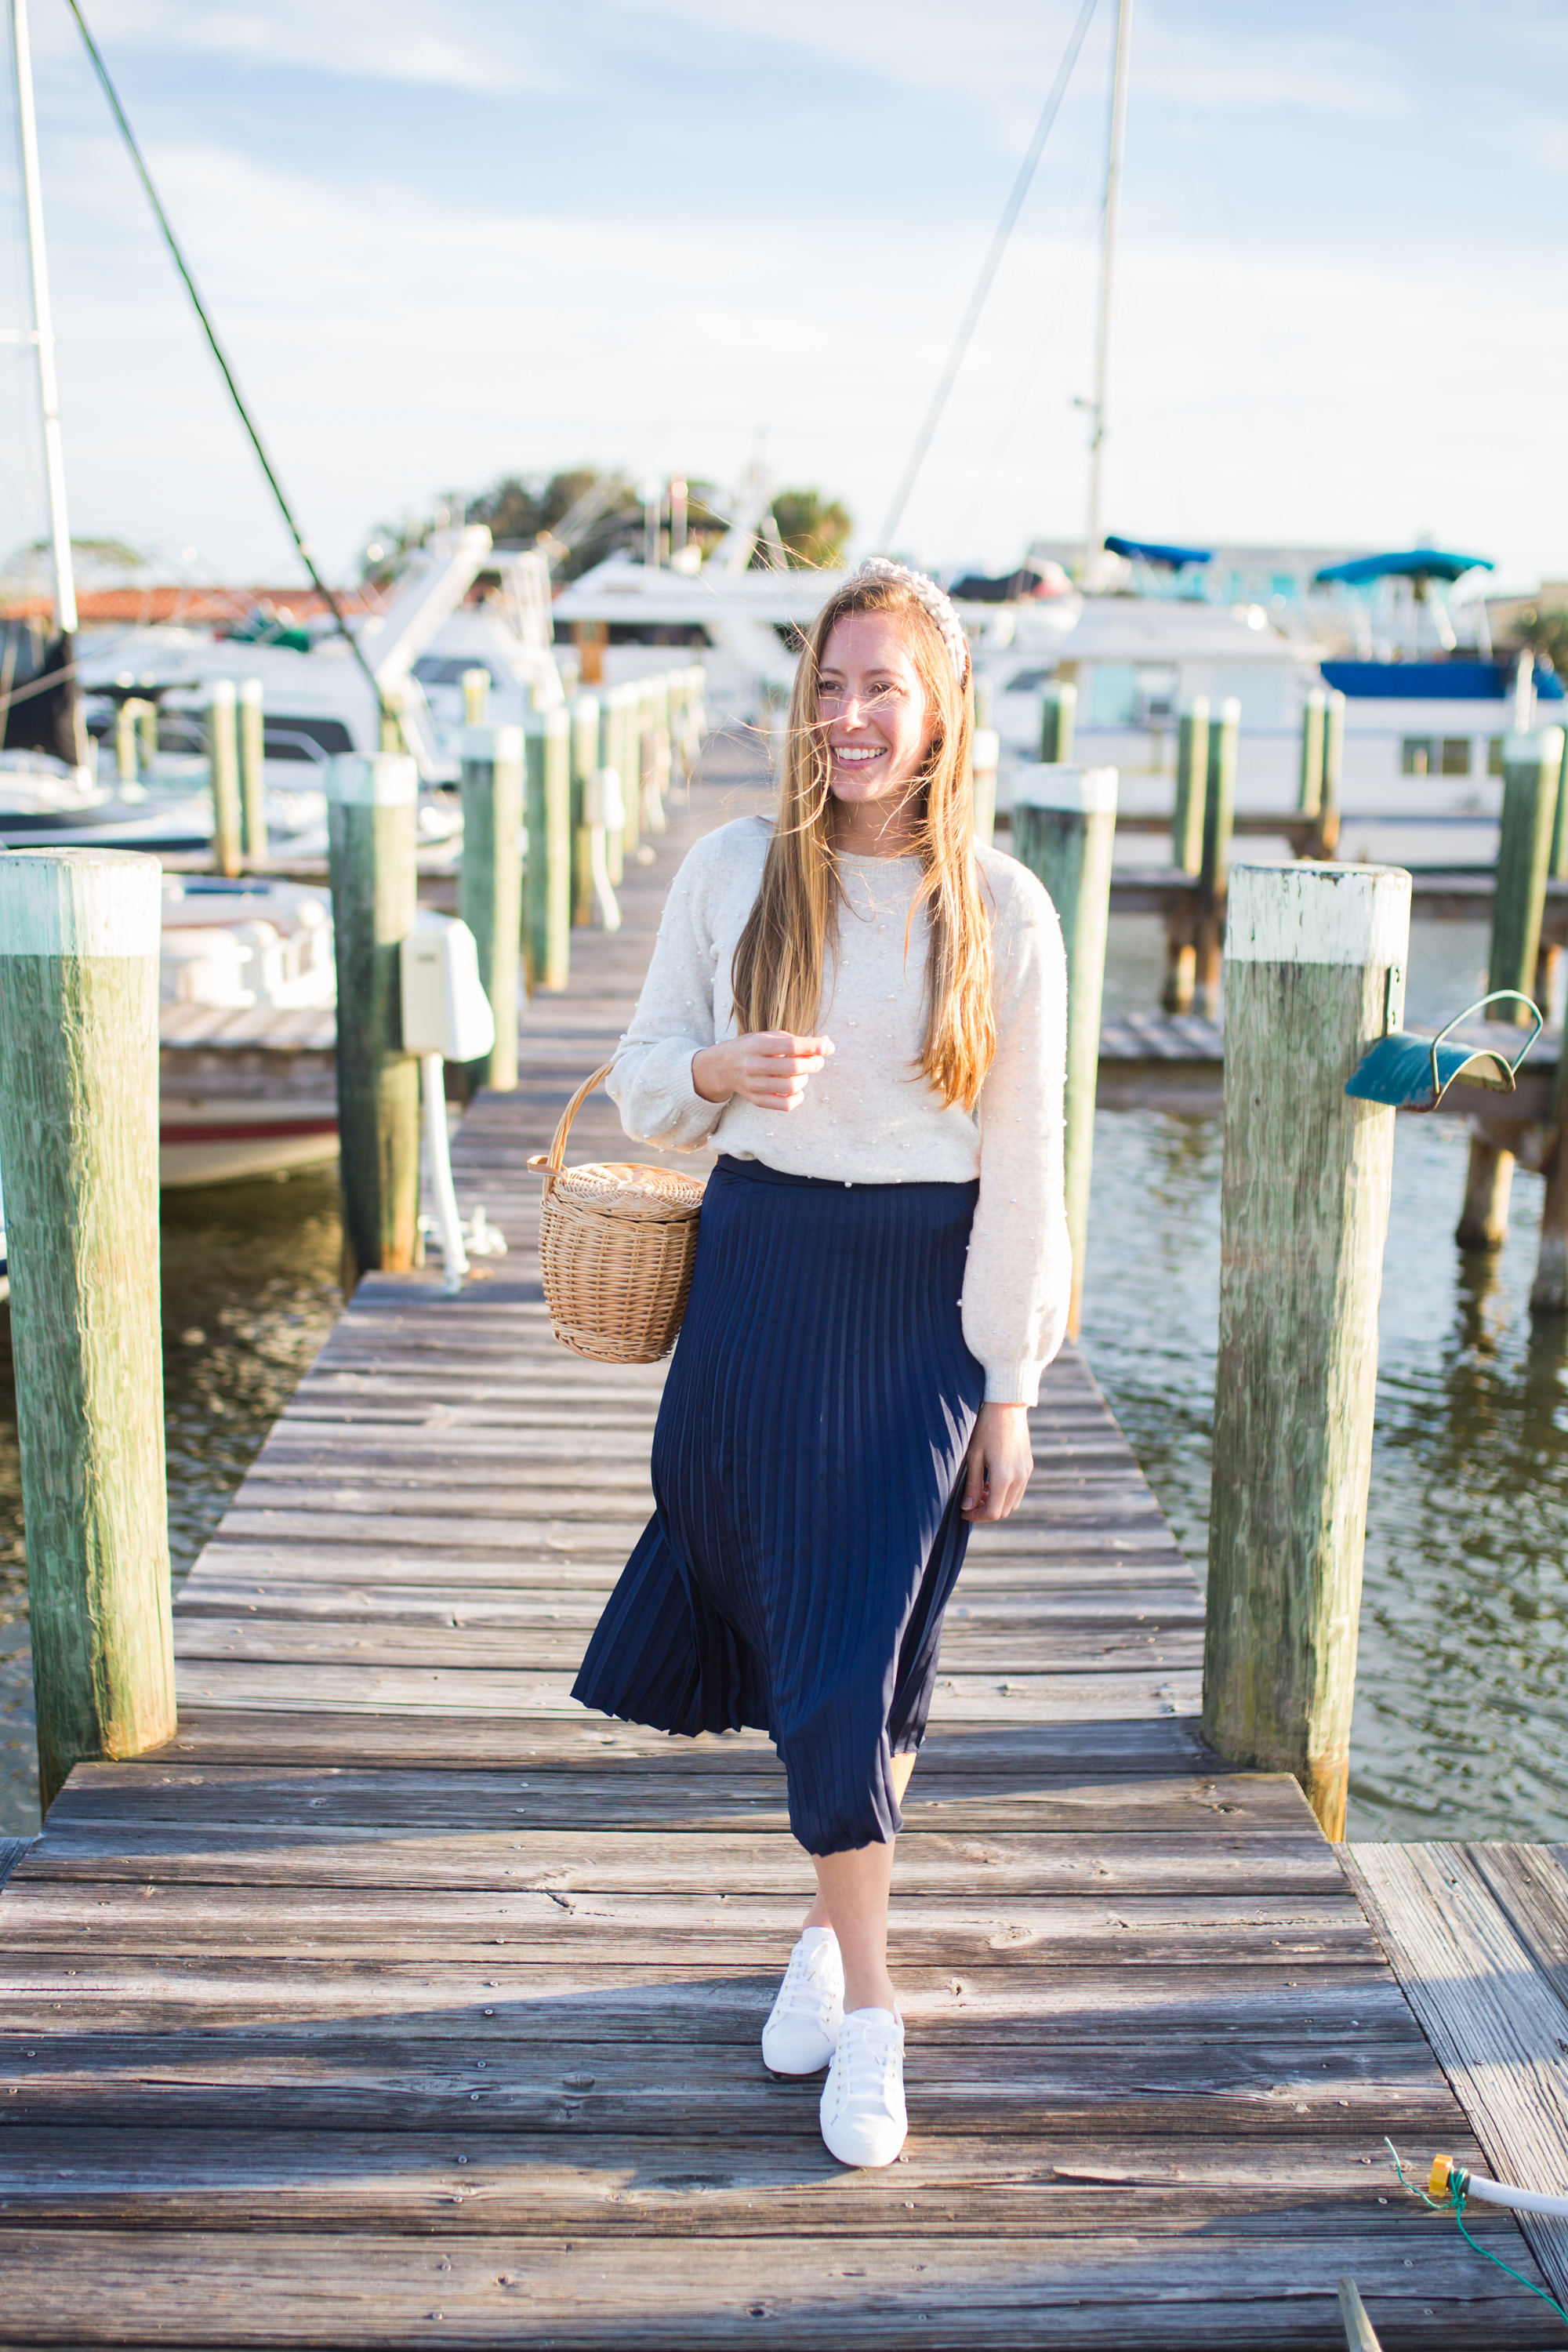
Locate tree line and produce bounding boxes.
[360,474,851,584]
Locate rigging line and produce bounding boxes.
[957,196,1105,551]
[63,0,390,720]
[877,0,1099,551]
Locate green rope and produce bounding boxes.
[1452,2184,1568,2328]
[1386,2139,1568,2329]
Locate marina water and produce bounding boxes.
[1,913,1564,1842]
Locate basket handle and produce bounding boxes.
[527,1062,615,1184]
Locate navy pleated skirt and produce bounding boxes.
[572,1153,985,1855]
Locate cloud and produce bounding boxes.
[1140,23,1410,119]
[37,0,552,96]
[609,0,1408,127]
[26,110,1566,584]
[5,2,1565,587]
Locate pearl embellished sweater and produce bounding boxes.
[608,815,1071,1404]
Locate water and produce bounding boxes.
[1086,914,1568,1843]
[0,1169,343,1834]
[3,915,1566,1844]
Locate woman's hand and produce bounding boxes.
[691,1033,833,1112]
[960,1402,1033,1522]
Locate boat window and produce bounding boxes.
[1440,738,1471,776]
[263,715,355,763]
[607,623,713,647]
[1488,736,1505,775]
[1006,668,1056,692]
[412,658,503,688]
[1087,665,1140,727]
[1400,736,1435,776]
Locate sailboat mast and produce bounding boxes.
[1081,0,1133,586]
[9,0,78,635]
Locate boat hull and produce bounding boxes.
[158,1104,339,1189]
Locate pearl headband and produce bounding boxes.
[837,557,971,688]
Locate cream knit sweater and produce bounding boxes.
[608,815,1071,1404]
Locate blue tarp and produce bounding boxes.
[1321,660,1563,702]
[1104,533,1212,570]
[1315,550,1494,586]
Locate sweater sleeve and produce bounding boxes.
[960,870,1072,1404]
[606,832,731,1151]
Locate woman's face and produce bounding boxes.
[817,611,937,812]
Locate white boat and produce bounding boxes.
[72,529,563,808]
[550,468,849,723]
[157,876,339,1189]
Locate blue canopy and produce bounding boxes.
[1315,549,1494,587]
[1104,533,1212,570]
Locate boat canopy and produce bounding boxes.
[1103,534,1212,570]
[1314,550,1494,587]
[1321,659,1563,702]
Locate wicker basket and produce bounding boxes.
[527,1062,706,1363]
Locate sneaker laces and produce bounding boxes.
[828,2015,901,2114]
[777,1935,838,2024]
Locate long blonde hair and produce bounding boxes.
[731,572,996,1110]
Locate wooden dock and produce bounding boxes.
[2,750,1566,2346]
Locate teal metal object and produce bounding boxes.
[1345,991,1544,1112]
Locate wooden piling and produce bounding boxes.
[462,669,490,727]
[207,678,241,879]
[525,709,572,991]
[625,682,648,862]
[1011,765,1118,1338]
[1549,727,1568,881]
[1537,724,1568,1022]
[685,665,708,767]
[1457,727,1563,1252]
[0,848,176,1812]
[136,699,157,768]
[324,753,420,1288]
[664,671,686,789]
[1196,696,1239,1016]
[113,699,137,784]
[1532,1043,1568,1313]
[970,725,1000,846]
[569,700,597,927]
[1162,697,1209,1013]
[1203,861,1412,1839]
[458,722,524,1094]
[646,675,672,837]
[1297,688,1326,822]
[238,678,266,862]
[567,695,590,919]
[1316,689,1345,857]
[1040,681,1077,765]
[601,696,625,889]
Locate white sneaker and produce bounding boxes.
[819,2005,906,2167]
[760,1926,844,2075]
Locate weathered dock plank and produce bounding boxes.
[1,746,1558,2347]
[1345,1839,1568,2314]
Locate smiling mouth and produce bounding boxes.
[833,746,885,764]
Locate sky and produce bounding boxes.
[1,0,1566,592]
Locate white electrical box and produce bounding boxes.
[400,911,496,1062]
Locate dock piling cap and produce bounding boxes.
[1345,990,1544,1112]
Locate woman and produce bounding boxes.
[573,557,1069,2167]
